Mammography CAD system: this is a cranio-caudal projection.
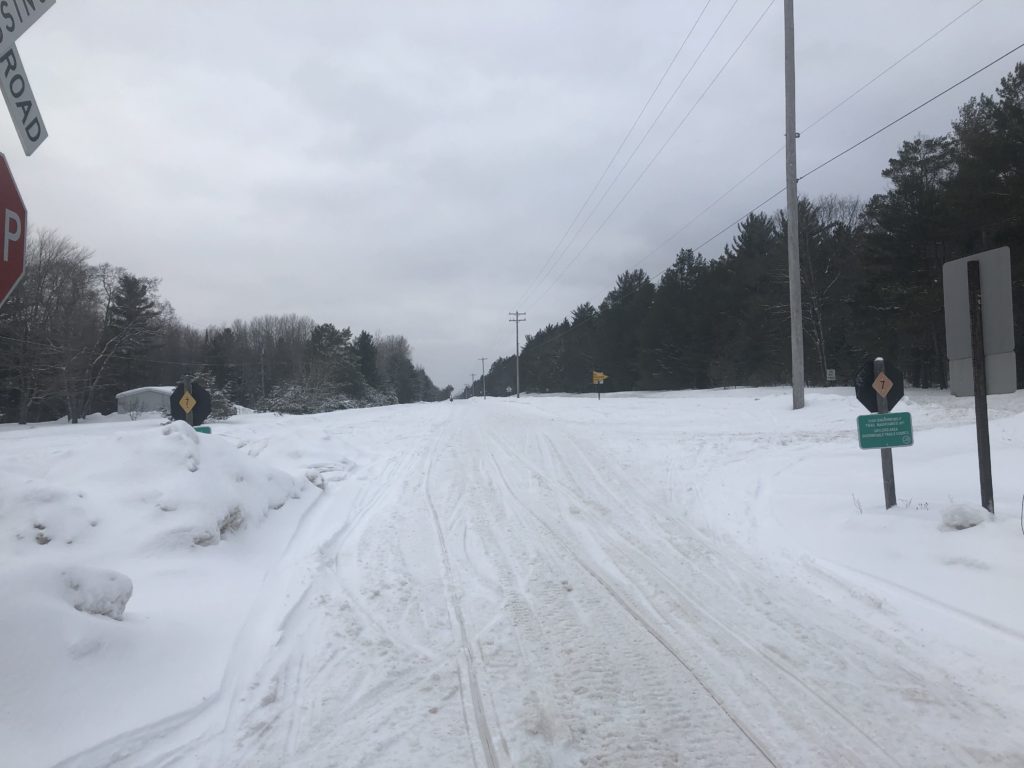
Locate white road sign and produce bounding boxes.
[0,0,54,54]
[0,43,45,155]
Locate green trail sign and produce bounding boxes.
[857,412,913,450]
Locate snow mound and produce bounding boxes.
[938,503,990,531]
[61,567,133,620]
[0,419,302,561]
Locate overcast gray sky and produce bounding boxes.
[10,0,1024,388]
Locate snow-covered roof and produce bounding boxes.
[114,386,175,398]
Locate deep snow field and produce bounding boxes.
[1,387,1023,767]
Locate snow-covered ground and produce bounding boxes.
[2,389,1023,767]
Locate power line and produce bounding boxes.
[514,0,716,309]
[634,0,990,271]
[801,0,987,136]
[512,38,1023,363]
[492,0,994,365]
[673,37,1024,261]
[527,0,777,310]
[801,39,1024,181]
[519,0,744,310]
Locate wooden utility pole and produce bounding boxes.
[784,0,805,410]
[509,311,525,398]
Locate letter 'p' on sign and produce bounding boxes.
[0,153,27,309]
[4,207,20,262]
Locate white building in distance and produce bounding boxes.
[115,386,174,415]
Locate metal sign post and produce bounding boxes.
[873,358,897,509]
[968,261,994,513]
[943,247,1015,514]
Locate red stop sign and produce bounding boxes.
[0,153,26,308]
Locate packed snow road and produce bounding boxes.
[21,391,1024,766]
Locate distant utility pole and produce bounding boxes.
[784,0,805,410]
[479,357,488,399]
[509,311,525,398]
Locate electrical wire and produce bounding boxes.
[496,0,986,363]
[520,0,744,310]
[801,40,1024,181]
[633,0,990,271]
[527,0,778,311]
[508,37,1024,361]
[513,0,716,309]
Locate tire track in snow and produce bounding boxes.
[477,438,782,768]
[424,435,502,768]
[524,430,912,766]
[441,414,773,766]
[493,417,1005,766]
[54,416,460,768]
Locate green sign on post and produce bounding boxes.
[857,412,913,450]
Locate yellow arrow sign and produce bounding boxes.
[179,391,197,414]
[592,371,608,384]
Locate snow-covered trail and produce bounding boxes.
[57,397,1024,767]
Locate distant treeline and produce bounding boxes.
[476,63,1024,397]
[0,232,451,424]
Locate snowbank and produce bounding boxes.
[0,416,316,767]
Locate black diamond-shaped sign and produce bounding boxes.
[170,381,212,425]
[854,359,904,413]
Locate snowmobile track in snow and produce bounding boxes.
[479,439,783,768]
[424,436,501,768]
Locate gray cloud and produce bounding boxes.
[8,0,1022,388]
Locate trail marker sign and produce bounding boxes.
[170,381,212,426]
[0,152,25,308]
[872,372,894,399]
[179,390,197,414]
[857,412,913,450]
[854,360,903,413]
[854,357,904,509]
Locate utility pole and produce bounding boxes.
[784,0,805,410]
[479,357,488,399]
[259,345,266,400]
[509,311,525,398]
